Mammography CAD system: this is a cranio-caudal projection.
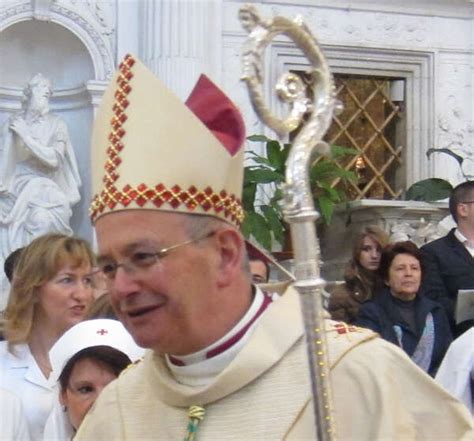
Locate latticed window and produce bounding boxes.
[293,72,406,200]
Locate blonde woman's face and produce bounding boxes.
[358,236,382,271]
[35,263,94,334]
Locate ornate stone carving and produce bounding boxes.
[388,218,446,247]
[59,0,114,33]
[50,1,114,78]
[0,2,30,22]
[54,0,115,35]
[436,90,474,182]
[0,0,115,80]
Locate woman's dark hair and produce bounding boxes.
[378,241,423,282]
[4,247,23,283]
[59,345,131,391]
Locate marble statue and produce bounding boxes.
[0,73,82,308]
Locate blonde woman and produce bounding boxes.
[0,233,95,440]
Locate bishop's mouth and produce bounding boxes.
[127,305,161,318]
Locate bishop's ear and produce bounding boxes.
[214,228,245,288]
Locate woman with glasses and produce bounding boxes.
[0,233,95,440]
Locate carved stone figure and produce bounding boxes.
[0,73,82,308]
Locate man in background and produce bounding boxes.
[421,181,474,336]
[246,241,270,284]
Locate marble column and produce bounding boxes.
[139,0,222,100]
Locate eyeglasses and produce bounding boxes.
[95,231,216,282]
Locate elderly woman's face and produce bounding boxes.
[358,236,382,271]
[60,357,117,430]
[387,253,421,301]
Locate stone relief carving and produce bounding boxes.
[0,2,30,21]
[0,74,82,307]
[388,217,449,247]
[436,92,474,181]
[54,0,115,35]
[262,5,431,47]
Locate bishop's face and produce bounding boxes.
[95,210,222,356]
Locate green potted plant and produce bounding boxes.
[242,135,357,250]
[404,148,466,202]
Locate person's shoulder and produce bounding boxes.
[450,327,474,349]
[0,341,14,361]
[45,113,68,129]
[331,330,411,371]
[119,356,146,379]
[0,342,30,371]
[326,282,350,298]
[0,387,21,407]
[357,295,382,314]
[421,229,454,251]
[418,293,443,310]
[324,319,378,367]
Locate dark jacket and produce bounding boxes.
[356,287,452,376]
[327,262,381,324]
[420,228,474,335]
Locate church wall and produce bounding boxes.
[221,0,474,186]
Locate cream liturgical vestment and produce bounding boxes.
[76,288,473,441]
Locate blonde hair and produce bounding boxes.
[3,233,95,352]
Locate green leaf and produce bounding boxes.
[317,193,335,224]
[244,211,272,250]
[247,134,271,143]
[405,178,453,202]
[330,144,358,158]
[247,155,272,167]
[244,168,284,184]
[426,148,464,166]
[242,183,257,211]
[310,160,340,183]
[266,140,283,169]
[318,184,340,202]
[261,205,284,245]
[340,169,358,182]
